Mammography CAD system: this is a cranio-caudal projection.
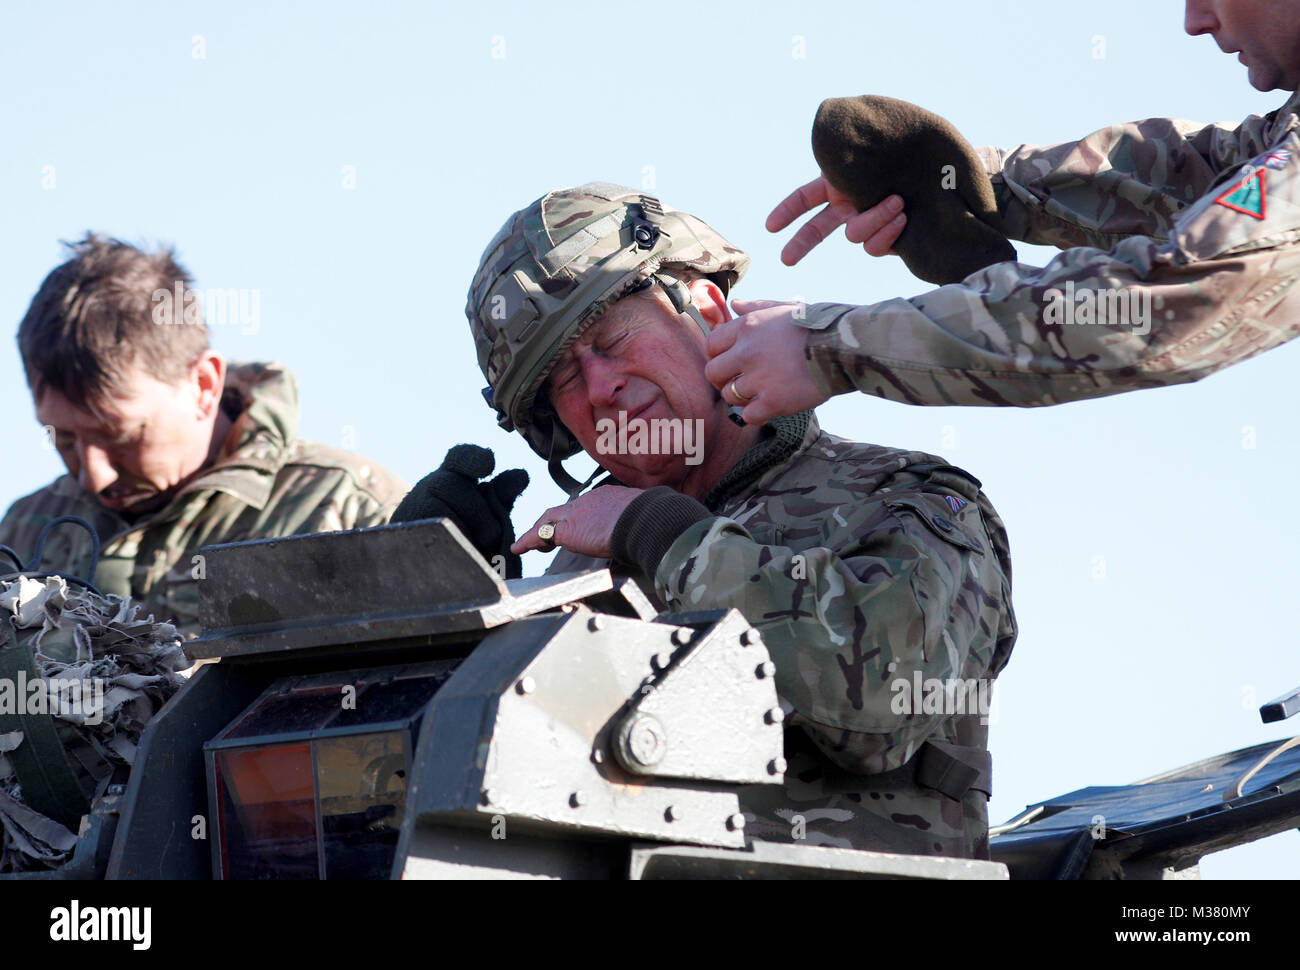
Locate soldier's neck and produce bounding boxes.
[676,416,762,501]
[206,408,235,467]
[114,409,237,524]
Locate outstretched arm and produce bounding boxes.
[716,101,1300,411]
[987,107,1287,250]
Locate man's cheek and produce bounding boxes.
[53,447,82,481]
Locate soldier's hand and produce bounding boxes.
[390,444,529,578]
[705,300,832,425]
[512,485,644,560]
[768,174,906,265]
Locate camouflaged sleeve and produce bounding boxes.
[983,104,1288,249]
[651,484,1010,775]
[799,93,1300,407]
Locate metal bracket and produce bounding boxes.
[404,610,783,850]
[613,610,783,784]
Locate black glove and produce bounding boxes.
[390,444,529,579]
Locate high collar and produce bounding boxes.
[172,361,302,511]
[704,411,816,511]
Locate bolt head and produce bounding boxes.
[740,630,755,646]
[726,813,747,831]
[764,707,785,725]
[768,757,787,776]
[515,676,536,695]
[481,788,498,806]
[756,661,776,679]
[652,652,671,672]
[623,714,667,767]
[588,615,604,632]
[664,805,681,822]
[672,627,692,646]
[569,790,587,808]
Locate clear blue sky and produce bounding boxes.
[1,1,1296,878]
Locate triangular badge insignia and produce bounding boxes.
[1215,169,1267,220]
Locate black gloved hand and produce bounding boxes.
[390,444,529,579]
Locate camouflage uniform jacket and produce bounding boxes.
[552,413,1017,857]
[0,362,407,638]
[799,90,1300,406]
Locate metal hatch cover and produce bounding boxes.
[188,519,613,660]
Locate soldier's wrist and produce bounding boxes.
[611,486,712,578]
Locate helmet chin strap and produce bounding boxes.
[656,271,748,428]
[548,447,606,499]
[651,271,710,338]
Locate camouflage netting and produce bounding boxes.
[0,575,188,872]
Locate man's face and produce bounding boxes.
[34,359,224,515]
[1185,0,1300,92]
[544,281,732,490]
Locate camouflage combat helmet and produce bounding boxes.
[466,182,750,493]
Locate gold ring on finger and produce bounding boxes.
[538,521,557,550]
[730,377,754,404]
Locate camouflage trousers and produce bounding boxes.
[738,728,990,859]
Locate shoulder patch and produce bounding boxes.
[1215,169,1267,220]
[944,494,967,513]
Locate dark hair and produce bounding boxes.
[17,232,210,412]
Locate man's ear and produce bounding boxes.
[192,350,227,420]
[689,278,731,330]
